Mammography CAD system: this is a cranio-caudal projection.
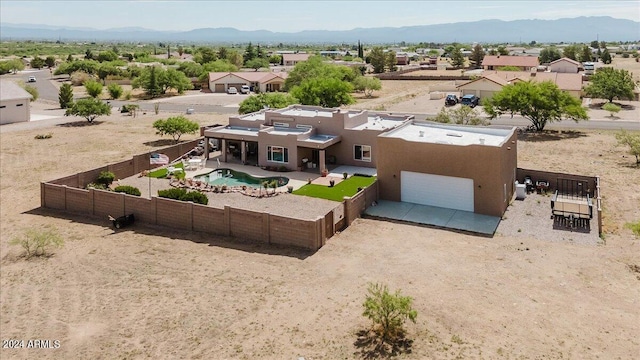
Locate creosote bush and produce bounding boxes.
[10,227,64,259]
[362,282,417,343]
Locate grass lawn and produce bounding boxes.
[148,162,184,179]
[292,175,376,202]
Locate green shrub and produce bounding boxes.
[34,133,52,139]
[86,182,107,190]
[362,282,417,344]
[107,83,123,99]
[96,171,116,186]
[84,79,103,98]
[114,185,141,196]
[158,188,208,205]
[10,227,64,258]
[626,220,640,238]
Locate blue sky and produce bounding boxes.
[1,0,639,31]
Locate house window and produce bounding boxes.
[267,146,288,163]
[354,145,371,162]
[273,122,289,128]
[16,104,23,107]
[0,106,6,109]
[296,124,312,130]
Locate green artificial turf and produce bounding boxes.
[148,162,184,179]
[292,175,376,202]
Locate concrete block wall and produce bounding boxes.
[124,196,155,224]
[93,190,125,218]
[516,168,597,197]
[229,208,265,243]
[156,197,192,230]
[192,204,225,235]
[344,180,379,226]
[65,187,93,214]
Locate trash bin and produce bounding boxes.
[186,108,194,114]
[515,182,526,200]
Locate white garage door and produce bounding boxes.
[401,171,474,212]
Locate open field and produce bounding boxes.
[1,99,640,359]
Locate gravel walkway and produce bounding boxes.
[496,191,601,245]
[116,174,340,221]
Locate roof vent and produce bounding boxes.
[419,130,424,137]
[446,132,462,137]
[479,138,485,144]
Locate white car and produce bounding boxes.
[227,87,238,94]
[240,85,250,94]
[28,76,36,82]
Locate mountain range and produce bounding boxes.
[1,17,638,43]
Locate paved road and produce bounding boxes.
[5,68,61,102]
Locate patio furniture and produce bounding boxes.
[524,176,534,194]
[536,180,549,194]
[188,158,201,170]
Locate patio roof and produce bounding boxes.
[205,125,260,140]
[298,134,342,149]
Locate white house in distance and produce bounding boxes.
[281,53,311,66]
[0,80,32,125]
[208,72,289,93]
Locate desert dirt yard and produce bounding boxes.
[1,97,640,359]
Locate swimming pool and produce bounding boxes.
[195,168,289,188]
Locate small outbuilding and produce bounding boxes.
[0,80,32,125]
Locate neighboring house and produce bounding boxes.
[482,55,539,71]
[377,122,517,217]
[208,72,288,93]
[456,74,509,99]
[202,105,518,217]
[548,57,581,73]
[282,53,310,66]
[458,71,584,99]
[396,52,410,65]
[0,80,32,125]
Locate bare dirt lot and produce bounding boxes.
[1,106,639,359]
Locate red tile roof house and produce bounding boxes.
[282,53,311,66]
[208,72,289,93]
[482,55,539,71]
[202,105,518,218]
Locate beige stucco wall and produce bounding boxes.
[0,98,30,125]
[549,62,579,73]
[376,130,517,217]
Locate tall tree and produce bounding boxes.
[243,42,257,64]
[245,58,269,71]
[290,77,355,108]
[584,67,635,103]
[132,65,161,97]
[450,47,465,68]
[539,47,562,64]
[30,56,45,69]
[45,56,56,68]
[601,49,612,64]
[58,83,74,109]
[194,47,217,64]
[385,51,397,72]
[562,45,579,61]
[152,116,200,143]
[484,80,588,131]
[469,44,485,69]
[579,45,593,62]
[497,45,509,55]
[225,49,243,68]
[217,47,228,60]
[357,40,364,59]
[368,47,386,74]
[353,76,382,97]
[238,93,298,114]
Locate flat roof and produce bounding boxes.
[238,112,266,121]
[351,114,410,131]
[381,122,513,147]
[264,127,308,135]
[274,107,335,118]
[209,125,260,137]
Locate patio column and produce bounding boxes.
[204,136,209,160]
[319,149,326,173]
[221,139,227,162]
[241,140,247,164]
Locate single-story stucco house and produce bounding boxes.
[208,72,288,93]
[548,57,581,73]
[482,55,539,71]
[202,105,518,217]
[281,53,310,66]
[0,80,32,125]
[457,71,583,100]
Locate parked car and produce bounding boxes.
[27,76,36,82]
[240,85,250,94]
[460,94,480,108]
[227,87,238,94]
[445,94,459,106]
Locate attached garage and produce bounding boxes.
[400,171,474,212]
[214,84,225,93]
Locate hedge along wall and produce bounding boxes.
[344,180,379,227]
[40,183,331,251]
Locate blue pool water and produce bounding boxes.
[195,168,289,188]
